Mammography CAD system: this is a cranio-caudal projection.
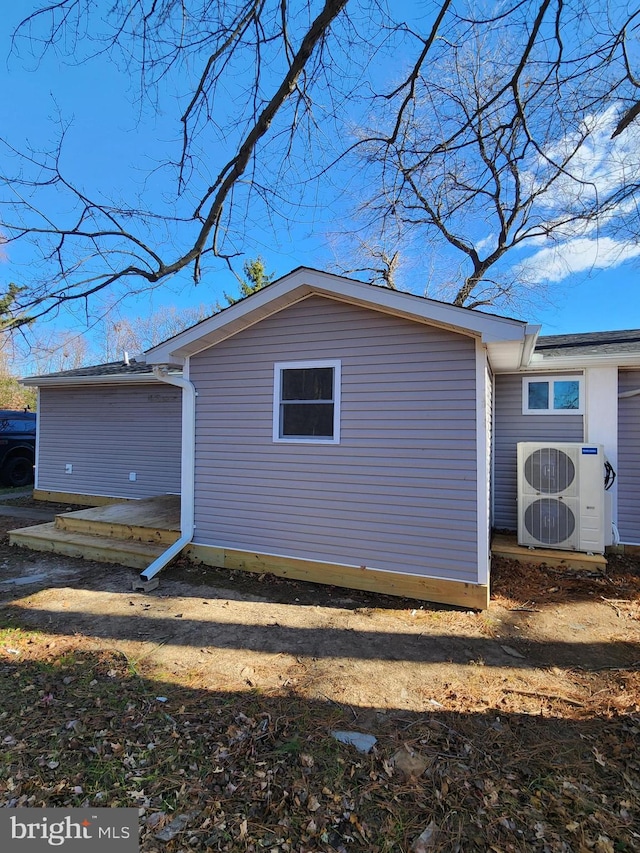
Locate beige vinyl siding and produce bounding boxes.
[190,295,479,583]
[618,369,640,544]
[493,373,584,530]
[37,385,182,499]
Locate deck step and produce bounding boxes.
[9,522,168,570]
[56,512,180,546]
[54,495,180,546]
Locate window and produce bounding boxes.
[273,360,341,443]
[0,417,35,433]
[523,376,583,414]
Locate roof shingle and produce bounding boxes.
[535,329,640,359]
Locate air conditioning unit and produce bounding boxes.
[517,442,605,553]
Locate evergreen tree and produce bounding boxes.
[224,258,276,305]
[0,284,36,408]
[0,283,31,331]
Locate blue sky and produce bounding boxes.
[1,2,639,350]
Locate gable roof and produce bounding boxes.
[144,267,538,371]
[20,269,640,387]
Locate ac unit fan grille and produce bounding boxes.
[524,447,576,493]
[524,498,576,545]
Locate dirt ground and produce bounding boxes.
[0,499,639,718]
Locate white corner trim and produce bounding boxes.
[476,341,490,586]
[34,387,41,491]
[584,366,618,545]
[584,366,618,452]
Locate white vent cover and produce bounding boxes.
[517,443,605,553]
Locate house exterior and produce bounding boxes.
[20,268,640,607]
[29,362,183,502]
[493,330,640,547]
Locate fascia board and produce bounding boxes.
[521,352,640,371]
[308,277,527,342]
[485,325,540,372]
[145,277,315,362]
[20,373,181,388]
[520,324,542,366]
[145,268,528,362]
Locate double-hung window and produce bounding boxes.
[522,376,583,414]
[273,360,341,443]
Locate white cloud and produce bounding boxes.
[474,234,497,254]
[509,106,640,285]
[522,107,640,236]
[516,237,640,285]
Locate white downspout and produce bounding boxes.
[139,362,196,582]
[34,387,41,491]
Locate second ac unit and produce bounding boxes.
[517,442,605,553]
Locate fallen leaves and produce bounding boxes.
[390,743,431,780]
[0,631,639,852]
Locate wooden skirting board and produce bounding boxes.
[186,544,490,609]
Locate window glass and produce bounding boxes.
[524,376,582,414]
[282,367,333,401]
[0,418,33,433]
[528,381,549,410]
[553,380,580,410]
[282,402,334,437]
[279,366,335,438]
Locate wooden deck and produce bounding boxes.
[491,533,607,573]
[11,499,607,603]
[10,495,180,570]
[56,495,180,544]
[9,494,490,606]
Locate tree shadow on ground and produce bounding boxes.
[1,647,638,852]
[2,598,639,671]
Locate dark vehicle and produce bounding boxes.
[0,410,36,488]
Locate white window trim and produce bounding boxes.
[522,375,584,415]
[273,359,342,444]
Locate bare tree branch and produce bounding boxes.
[2,0,351,326]
[346,1,640,309]
[1,0,639,326]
